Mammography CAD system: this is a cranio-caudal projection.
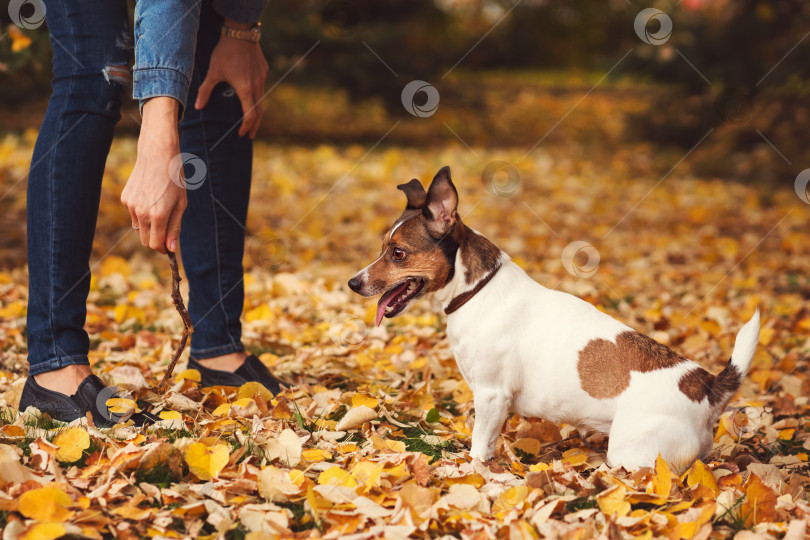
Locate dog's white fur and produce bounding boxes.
[434,242,760,471]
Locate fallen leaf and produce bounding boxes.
[740,473,777,527]
[184,442,230,481]
[53,427,90,463]
[335,405,376,430]
[597,484,631,518]
[18,486,74,522]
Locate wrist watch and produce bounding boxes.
[221,22,261,43]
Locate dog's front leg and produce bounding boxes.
[469,389,510,461]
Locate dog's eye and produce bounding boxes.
[391,248,406,261]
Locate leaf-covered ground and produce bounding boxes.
[0,135,808,539]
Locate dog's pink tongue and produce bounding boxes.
[375,282,409,327]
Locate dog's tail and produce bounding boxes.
[711,309,760,412]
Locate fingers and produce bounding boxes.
[195,74,218,110]
[148,209,169,254]
[165,198,186,253]
[237,90,259,138]
[249,78,263,139]
[137,214,151,248]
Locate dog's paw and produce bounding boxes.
[468,448,493,462]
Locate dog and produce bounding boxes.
[348,166,760,471]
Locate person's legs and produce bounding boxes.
[179,0,252,368]
[25,0,130,396]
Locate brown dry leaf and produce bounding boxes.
[740,473,778,527]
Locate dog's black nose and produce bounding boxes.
[348,277,362,292]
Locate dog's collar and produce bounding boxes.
[444,263,502,316]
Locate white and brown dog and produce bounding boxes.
[348,166,760,471]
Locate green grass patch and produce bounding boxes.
[402,426,455,463]
[135,459,183,488]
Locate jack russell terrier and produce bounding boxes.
[348,166,760,471]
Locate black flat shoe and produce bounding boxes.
[187,355,284,394]
[18,374,157,427]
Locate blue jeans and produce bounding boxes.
[27,0,251,376]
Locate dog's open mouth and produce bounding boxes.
[375,277,426,326]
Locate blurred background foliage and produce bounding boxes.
[1,0,808,181]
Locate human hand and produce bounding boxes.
[121,97,187,254]
[194,19,268,138]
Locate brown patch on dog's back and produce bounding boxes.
[577,331,687,399]
[678,368,714,403]
[679,361,741,406]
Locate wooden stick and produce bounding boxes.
[158,252,194,393]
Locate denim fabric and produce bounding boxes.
[212,0,267,25]
[27,0,253,375]
[133,0,202,114]
[180,0,251,360]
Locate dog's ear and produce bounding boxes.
[423,166,459,237]
[397,179,427,210]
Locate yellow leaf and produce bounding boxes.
[8,26,32,52]
[113,304,145,325]
[159,411,183,420]
[53,428,90,463]
[0,301,25,319]
[245,303,275,323]
[351,393,379,409]
[106,397,137,415]
[492,485,528,513]
[232,397,255,408]
[777,428,795,440]
[597,484,630,518]
[18,486,74,522]
[758,326,775,346]
[351,460,384,491]
[453,381,473,404]
[318,465,358,488]
[238,381,274,401]
[174,369,201,382]
[650,455,673,501]
[212,403,231,417]
[99,255,130,277]
[685,460,719,497]
[302,448,332,462]
[561,448,588,466]
[20,523,67,540]
[184,442,229,481]
[370,435,406,453]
